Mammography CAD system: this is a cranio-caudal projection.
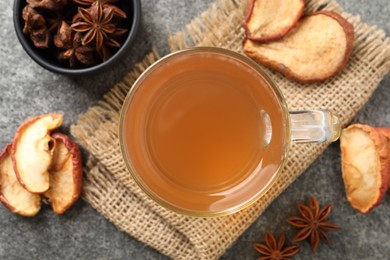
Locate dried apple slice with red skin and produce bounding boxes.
[340,124,390,214]
[244,0,305,42]
[44,133,82,214]
[376,127,390,142]
[243,11,354,83]
[0,144,41,217]
[11,113,63,194]
[375,127,390,188]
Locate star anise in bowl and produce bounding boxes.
[254,232,300,260]
[71,0,127,62]
[287,196,342,252]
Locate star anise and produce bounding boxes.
[70,0,126,60]
[287,196,341,252]
[71,1,113,49]
[72,0,126,18]
[254,232,300,260]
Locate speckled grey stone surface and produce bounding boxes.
[0,0,389,259]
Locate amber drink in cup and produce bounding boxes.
[120,47,340,217]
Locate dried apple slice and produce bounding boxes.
[340,124,390,214]
[11,114,63,193]
[376,127,390,188]
[244,0,304,42]
[243,11,354,83]
[376,127,390,142]
[0,145,41,217]
[44,133,82,214]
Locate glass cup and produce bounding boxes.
[119,47,340,217]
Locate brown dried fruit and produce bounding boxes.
[11,114,63,194]
[340,124,390,214]
[27,0,67,11]
[243,11,354,83]
[54,21,73,49]
[22,5,50,48]
[47,9,67,33]
[44,133,82,214]
[244,0,304,42]
[58,33,97,67]
[0,145,41,217]
[57,22,97,67]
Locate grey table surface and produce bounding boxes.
[1,0,389,259]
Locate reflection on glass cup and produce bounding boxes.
[119,47,340,217]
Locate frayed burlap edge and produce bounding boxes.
[71,0,390,259]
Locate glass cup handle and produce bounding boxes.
[289,110,341,144]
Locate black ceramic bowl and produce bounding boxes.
[13,0,141,76]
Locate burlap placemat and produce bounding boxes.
[70,0,390,259]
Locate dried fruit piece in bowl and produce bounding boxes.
[243,11,354,83]
[11,114,63,194]
[22,5,50,48]
[56,22,97,68]
[244,0,304,42]
[0,145,41,217]
[44,133,83,214]
[340,124,390,214]
[26,0,67,11]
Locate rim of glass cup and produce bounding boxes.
[119,47,291,217]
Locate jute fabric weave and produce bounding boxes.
[71,0,390,259]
